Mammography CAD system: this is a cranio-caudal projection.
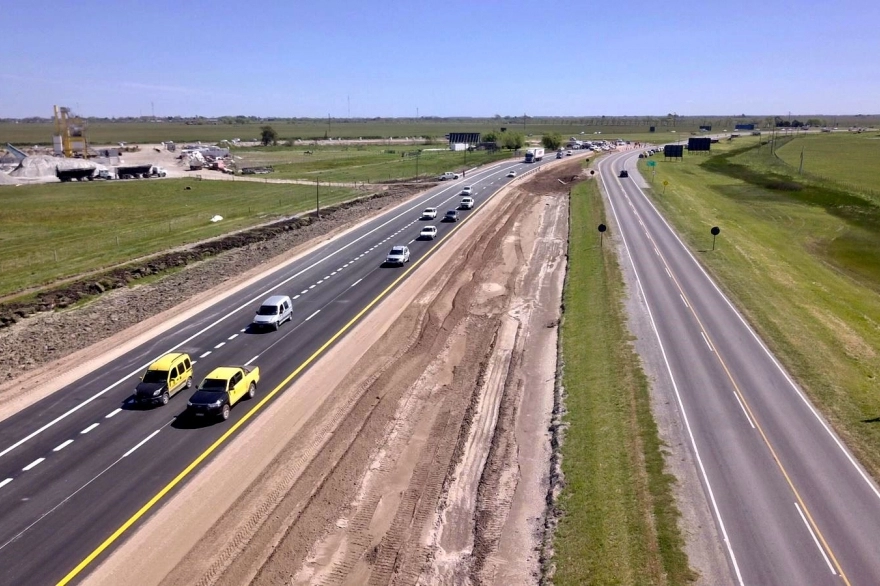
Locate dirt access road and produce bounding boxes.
[87,161,578,586]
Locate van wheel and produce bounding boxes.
[221,404,231,420]
[247,382,256,399]
[186,376,193,389]
[160,392,170,405]
[273,322,279,331]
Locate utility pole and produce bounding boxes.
[327,114,331,137]
[347,95,350,118]
[316,178,320,218]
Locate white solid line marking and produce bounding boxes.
[795,502,836,574]
[23,458,45,471]
[80,423,100,435]
[351,278,363,287]
[200,351,211,358]
[228,334,238,340]
[305,310,321,321]
[0,478,11,489]
[53,439,74,452]
[122,429,162,458]
[292,294,300,300]
[700,331,714,352]
[680,294,689,308]
[245,355,259,366]
[214,342,225,349]
[665,267,673,278]
[105,408,122,419]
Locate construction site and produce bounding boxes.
[0,106,235,186]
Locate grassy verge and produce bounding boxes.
[774,131,880,197]
[553,176,693,584]
[638,139,880,483]
[0,179,358,297]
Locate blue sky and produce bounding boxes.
[1,0,878,118]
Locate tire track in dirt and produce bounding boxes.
[160,161,579,586]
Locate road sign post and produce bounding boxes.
[598,223,607,247]
[711,226,720,250]
[662,179,669,194]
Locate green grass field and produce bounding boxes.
[774,132,880,197]
[236,144,512,183]
[0,179,358,297]
[553,174,693,585]
[638,138,880,483]
[1,120,738,147]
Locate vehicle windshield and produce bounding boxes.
[447,211,456,215]
[257,305,278,316]
[142,370,167,384]
[390,247,405,255]
[199,378,228,391]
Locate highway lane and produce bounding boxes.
[0,155,557,584]
[599,150,880,585]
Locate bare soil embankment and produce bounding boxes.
[139,161,577,586]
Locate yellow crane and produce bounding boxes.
[53,105,89,158]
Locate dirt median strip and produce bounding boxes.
[82,159,551,586]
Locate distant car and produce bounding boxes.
[419,226,438,240]
[566,150,572,156]
[443,209,459,222]
[638,153,645,158]
[134,352,193,406]
[421,207,438,219]
[438,171,460,181]
[187,365,260,421]
[619,170,629,178]
[556,152,563,159]
[461,186,473,196]
[459,197,475,210]
[385,245,410,266]
[507,170,516,178]
[252,295,293,331]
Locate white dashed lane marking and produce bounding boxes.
[0,478,11,489]
[53,439,74,452]
[122,429,162,458]
[317,280,324,284]
[292,295,300,300]
[351,278,363,287]
[22,458,45,471]
[245,355,260,366]
[305,310,321,321]
[214,342,225,349]
[105,408,122,419]
[80,423,99,435]
[200,351,211,358]
[300,290,308,295]
[228,334,238,340]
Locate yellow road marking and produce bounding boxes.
[643,211,851,586]
[57,179,499,586]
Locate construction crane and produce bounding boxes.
[53,105,89,158]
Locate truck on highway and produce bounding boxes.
[186,365,260,421]
[525,147,544,163]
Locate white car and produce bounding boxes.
[421,207,438,219]
[385,245,410,266]
[461,186,473,196]
[506,170,516,178]
[419,226,438,240]
[459,197,475,210]
[438,171,460,181]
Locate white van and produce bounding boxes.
[252,295,293,330]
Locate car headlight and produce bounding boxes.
[187,402,193,407]
[152,389,162,397]
[211,400,223,408]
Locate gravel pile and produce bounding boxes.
[8,155,95,178]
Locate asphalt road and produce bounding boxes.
[0,155,558,585]
[599,150,880,585]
